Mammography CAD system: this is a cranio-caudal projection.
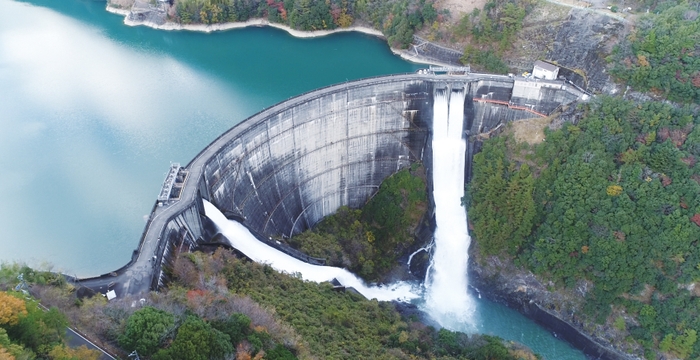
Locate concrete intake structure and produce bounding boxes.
[73,73,586,299]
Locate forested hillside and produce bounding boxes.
[468,97,700,358]
[467,3,700,357]
[174,0,439,48]
[611,2,700,103]
[0,267,101,360]
[289,165,428,282]
[0,257,532,360]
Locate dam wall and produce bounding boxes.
[150,200,204,289]
[199,78,433,239]
[75,73,586,298]
[197,75,580,241]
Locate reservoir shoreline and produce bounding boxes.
[104,5,457,68]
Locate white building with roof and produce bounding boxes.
[532,60,559,80]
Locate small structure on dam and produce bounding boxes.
[75,72,588,298]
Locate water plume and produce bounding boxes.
[423,86,475,330]
[203,200,420,302]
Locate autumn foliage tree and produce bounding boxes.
[0,293,26,327]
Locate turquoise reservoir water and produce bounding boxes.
[0,0,417,276]
[0,0,585,358]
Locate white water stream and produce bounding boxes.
[203,86,474,327]
[203,201,420,302]
[423,86,475,329]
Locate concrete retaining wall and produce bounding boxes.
[409,36,464,66]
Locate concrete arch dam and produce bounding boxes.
[74,73,586,298]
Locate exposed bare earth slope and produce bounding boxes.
[421,2,627,93]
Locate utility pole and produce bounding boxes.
[15,273,29,296]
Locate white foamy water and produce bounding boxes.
[202,86,474,327]
[424,87,475,329]
[200,89,587,359]
[203,200,420,302]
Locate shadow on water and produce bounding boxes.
[471,296,587,360]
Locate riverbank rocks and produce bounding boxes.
[468,243,644,360]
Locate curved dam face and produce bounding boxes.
[75,73,585,298]
[197,74,577,240]
[200,78,432,238]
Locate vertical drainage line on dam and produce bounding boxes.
[424,84,475,330]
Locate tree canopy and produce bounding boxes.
[118,306,175,357]
[611,2,700,103]
[469,97,700,358]
[153,316,233,360]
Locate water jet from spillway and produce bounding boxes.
[203,200,421,302]
[423,86,475,330]
[203,85,476,328]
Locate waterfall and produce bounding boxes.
[199,88,585,359]
[201,85,474,327]
[424,86,475,329]
[203,200,420,302]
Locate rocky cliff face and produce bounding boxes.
[507,6,627,94]
[419,3,628,94]
[545,9,626,93]
[468,244,645,360]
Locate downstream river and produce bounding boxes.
[0,0,584,358]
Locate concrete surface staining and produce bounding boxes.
[203,79,430,238]
[74,73,587,299]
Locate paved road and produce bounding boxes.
[65,327,116,360]
[36,303,115,360]
[543,0,632,23]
